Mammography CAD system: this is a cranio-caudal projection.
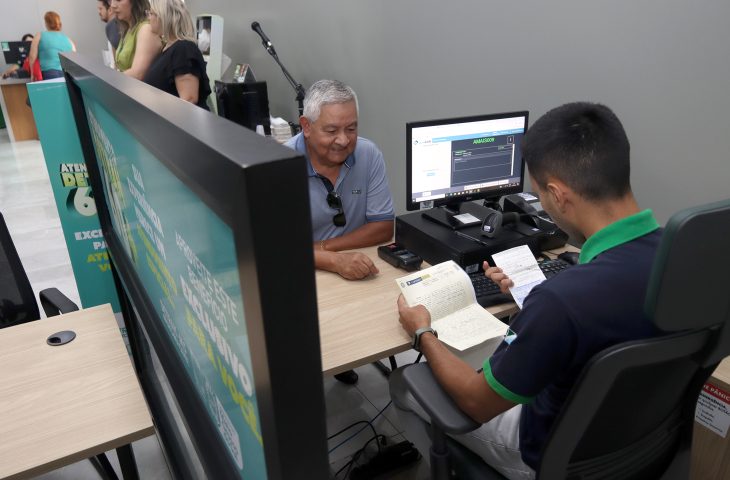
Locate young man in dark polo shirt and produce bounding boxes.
[391,102,662,479]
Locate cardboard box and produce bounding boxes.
[691,357,730,479]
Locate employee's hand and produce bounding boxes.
[484,261,513,294]
[334,252,379,280]
[397,294,431,337]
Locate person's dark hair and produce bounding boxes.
[522,102,631,201]
[98,0,111,8]
[21,33,34,42]
[119,0,150,32]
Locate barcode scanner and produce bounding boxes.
[481,210,521,238]
[480,209,503,238]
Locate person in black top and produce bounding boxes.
[143,0,210,109]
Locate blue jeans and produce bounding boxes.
[41,69,64,79]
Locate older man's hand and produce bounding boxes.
[397,294,431,338]
[334,252,379,280]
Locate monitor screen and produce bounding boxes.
[406,111,529,211]
[1,41,31,66]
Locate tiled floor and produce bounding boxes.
[0,129,427,479]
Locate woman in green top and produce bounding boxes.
[112,0,161,79]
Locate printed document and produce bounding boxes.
[491,245,545,309]
[396,261,506,351]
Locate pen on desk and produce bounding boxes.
[454,230,488,246]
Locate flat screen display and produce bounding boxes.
[406,111,528,210]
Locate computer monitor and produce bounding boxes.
[406,111,529,227]
[1,41,31,66]
[215,80,271,134]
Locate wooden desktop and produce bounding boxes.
[0,304,155,479]
[0,78,38,142]
[316,244,577,375]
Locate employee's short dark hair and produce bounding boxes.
[522,102,631,201]
[98,0,111,7]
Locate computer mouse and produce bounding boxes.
[558,251,580,265]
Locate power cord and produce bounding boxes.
[328,420,378,443]
[335,433,387,479]
[330,354,423,472]
[328,401,392,455]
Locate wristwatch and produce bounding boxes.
[412,327,438,352]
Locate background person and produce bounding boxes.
[1,34,42,80]
[143,0,211,109]
[97,0,121,53]
[28,12,75,81]
[112,0,161,78]
[392,102,662,479]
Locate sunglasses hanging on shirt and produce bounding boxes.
[319,176,347,227]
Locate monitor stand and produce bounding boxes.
[421,202,492,230]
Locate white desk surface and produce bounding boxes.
[0,304,155,480]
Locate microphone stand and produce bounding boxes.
[260,44,305,126]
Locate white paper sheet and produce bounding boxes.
[491,245,546,309]
[397,261,506,350]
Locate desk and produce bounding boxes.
[316,245,576,375]
[0,78,38,142]
[0,304,155,479]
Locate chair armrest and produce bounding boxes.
[39,288,79,317]
[401,363,481,434]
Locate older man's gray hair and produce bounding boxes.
[303,79,359,122]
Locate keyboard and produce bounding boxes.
[470,258,573,307]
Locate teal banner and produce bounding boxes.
[27,79,121,313]
[82,92,266,477]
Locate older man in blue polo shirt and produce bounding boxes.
[286,79,394,280]
[286,79,395,385]
[391,102,663,478]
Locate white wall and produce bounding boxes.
[0,0,107,69]
[187,0,730,224]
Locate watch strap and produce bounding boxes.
[412,327,438,352]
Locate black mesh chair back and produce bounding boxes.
[0,212,40,328]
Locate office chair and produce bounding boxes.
[0,212,126,480]
[397,197,730,479]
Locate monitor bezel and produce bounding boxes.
[60,52,328,480]
[406,110,529,211]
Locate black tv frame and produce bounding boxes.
[60,53,328,480]
[405,111,529,211]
